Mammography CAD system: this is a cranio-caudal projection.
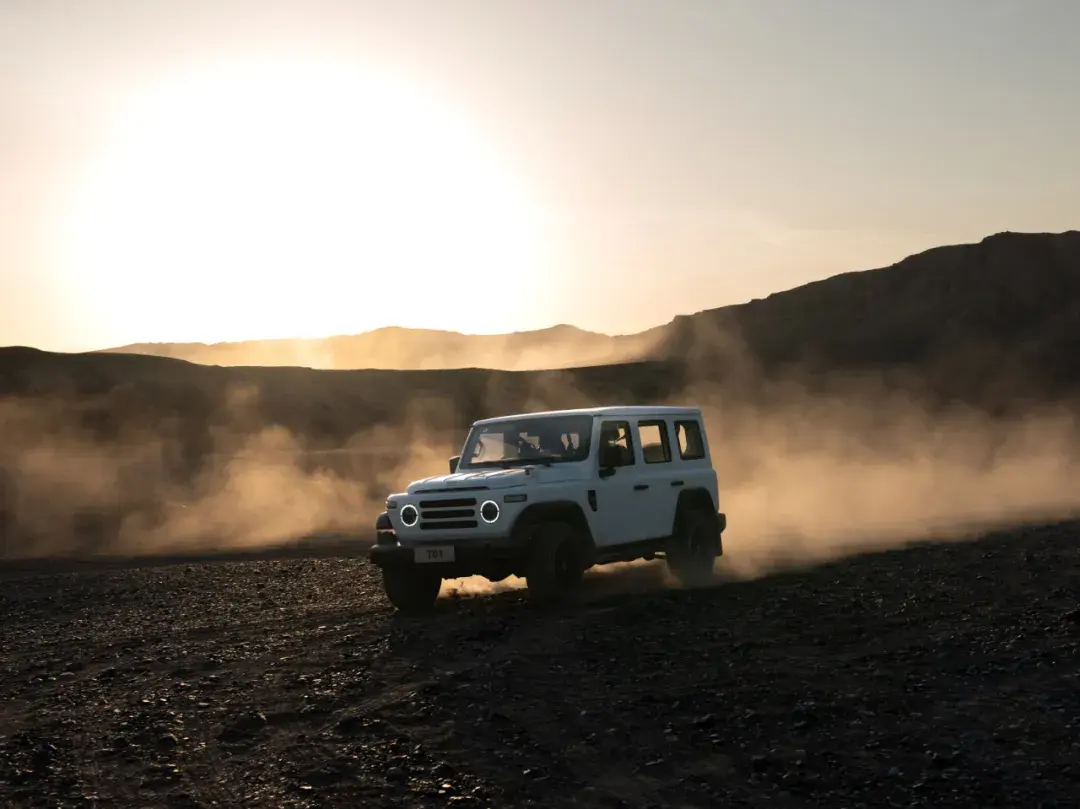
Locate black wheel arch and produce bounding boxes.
[671,488,719,534]
[510,500,596,560]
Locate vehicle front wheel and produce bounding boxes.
[667,508,719,587]
[525,521,585,605]
[381,568,442,613]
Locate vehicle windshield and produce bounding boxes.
[459,415,594,469]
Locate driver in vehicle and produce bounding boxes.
[599,424,632,465]
[535,428,566,457]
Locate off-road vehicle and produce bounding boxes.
[368,406,727,612]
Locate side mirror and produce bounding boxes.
[448,455,461,474]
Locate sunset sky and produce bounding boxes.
[2,0,1078,352]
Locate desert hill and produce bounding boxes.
[63,229,1080,412]
[92,231,1080,390]
[2,229,1080,559]
[96,323,666,371]
[659,230,1080,392]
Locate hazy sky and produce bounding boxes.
[2,0,1078,351]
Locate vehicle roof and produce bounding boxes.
[471,405,703,426]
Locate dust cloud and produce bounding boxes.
[0,391,460,559]
[2,339,1080,598]
[698,394,1080,579]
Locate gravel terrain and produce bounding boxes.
[2,522,1080,808]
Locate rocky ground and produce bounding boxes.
[2,522,1080,808]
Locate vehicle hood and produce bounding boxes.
[405,464,588,494]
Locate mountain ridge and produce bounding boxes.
[94,322,653,372]
[88,230,1080,373]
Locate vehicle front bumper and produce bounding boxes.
[369,511,525,576]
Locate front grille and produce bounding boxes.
[421,508,472,519]
[420,520,477,531]
[419,498,476,509]
[419,497,478,531]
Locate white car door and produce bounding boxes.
[632,418,682,539]
[590,418,652,547]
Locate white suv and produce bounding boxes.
[369,406,727,612]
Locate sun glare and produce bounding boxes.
[65,57,544,345]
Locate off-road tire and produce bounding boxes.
[525,521,585,605]
[667,507,719,587]
[381,568,442,613]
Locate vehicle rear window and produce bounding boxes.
[674,420,705,460]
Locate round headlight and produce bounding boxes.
[400,504,419,527]
[480,500,500,524]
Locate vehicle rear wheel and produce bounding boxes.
[381,568,442,613]
[525,521,585,605]
[667,508,719,587]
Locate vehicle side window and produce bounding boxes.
[638,420,672,464]
[598,420,635,467]
[674,420,706,460]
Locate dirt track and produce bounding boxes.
[3,522,1080,808]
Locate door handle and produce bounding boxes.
[633,484,649,491]
[671,480,684,487]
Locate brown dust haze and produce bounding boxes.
[3,323,1079,603]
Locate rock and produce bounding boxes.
[692,714,716,728]
[157,733,180,749]
[335,715,364,735]
[217,711,267,742]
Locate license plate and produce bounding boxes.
[414,545,455,564]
